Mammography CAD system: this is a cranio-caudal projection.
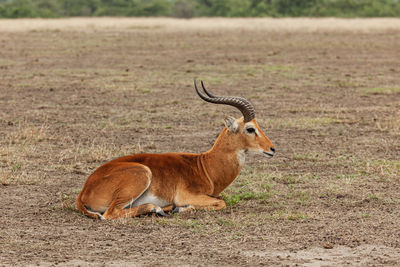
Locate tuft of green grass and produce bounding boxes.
[178,219,204,230]
[140,88,151,94]
[292,153,324,162]
[361,87,400,95]
[369,194,379,200]
[336,79,361,88]
[216,218,236,227]
[223,191,272,206]
[156,218,172,226]
[335,174,357,180]
[12,163,22,172]
[272,173,302,185]
[287,190,311,205]
[287,212,307,221]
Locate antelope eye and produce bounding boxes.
[246,127,255,134]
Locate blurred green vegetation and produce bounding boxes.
[0,0,399,18]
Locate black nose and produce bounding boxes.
[270,147,275,152]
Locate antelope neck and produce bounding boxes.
[200,129,244,196]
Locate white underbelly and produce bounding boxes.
[131,192,170,208]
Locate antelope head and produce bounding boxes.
[194,80,275,158]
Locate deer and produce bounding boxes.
[76,80,275,219]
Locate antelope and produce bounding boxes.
[76,80,275,219]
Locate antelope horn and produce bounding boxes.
[200,80,218,98]
[194,80,255,123]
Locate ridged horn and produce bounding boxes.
[194,80,255,123]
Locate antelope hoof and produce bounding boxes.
[155,207,167,217]
[150,206,167,216]
[172,206,182,213]
[172,205,193,213]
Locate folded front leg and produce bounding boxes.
[173,193,227,213]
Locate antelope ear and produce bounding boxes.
[224,116,239,133]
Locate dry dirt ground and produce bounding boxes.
[0,18,399,266]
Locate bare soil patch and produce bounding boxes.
[0,18,399,266]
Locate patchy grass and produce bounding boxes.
[5,122,49,145]
[361,87,400,95]
[0,122,52,185]
[222,191,273,206]
[287,212,307,221]
[221,167,276,207]
[292,152,326,162]
[374,112,400,134]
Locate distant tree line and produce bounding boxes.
[0,0,399,18]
